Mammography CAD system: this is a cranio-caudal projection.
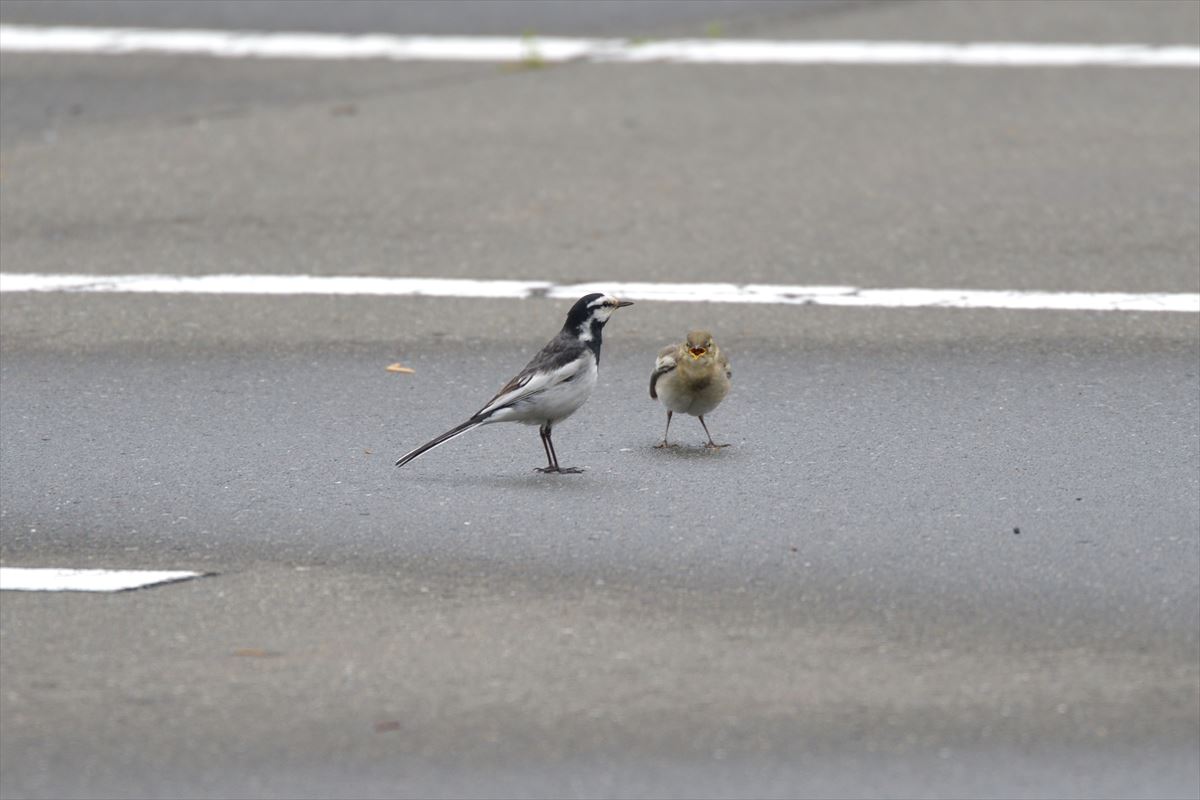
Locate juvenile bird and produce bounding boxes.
[395,293,633,474]
[649,330,731,448]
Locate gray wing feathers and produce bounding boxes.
[649,345,678,400]
[520,331,584,375]
[475,332,582,417]
[476,372,532,417]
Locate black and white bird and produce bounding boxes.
[395,293,634,473]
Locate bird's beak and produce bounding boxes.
[615,299,634,308]
[689,347,706,358]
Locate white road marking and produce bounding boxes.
[1,25,1197,68]
[2,273,1196,313]
[0,567,205,592]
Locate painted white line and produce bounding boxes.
[0,273,551,298]
[1,25,1197,68]
[607,40,1200,68]
[0,567,205,592]
[2,273,1197,313]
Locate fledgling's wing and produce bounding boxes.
[474,332,588,419]
[716,347,731,380]
[649,344,679,399]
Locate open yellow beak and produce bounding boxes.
[689,347,706,358]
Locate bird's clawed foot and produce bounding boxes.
[654,440,678,449]
[536,466,585,474]
[698,418,728,450]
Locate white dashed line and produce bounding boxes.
[1,25,1197,68]
[0,567,206,592]
[1,273,1196,313]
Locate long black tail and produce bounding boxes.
[395,418,486,468]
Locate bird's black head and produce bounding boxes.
[562,293,633,335]
[560,293,634,359]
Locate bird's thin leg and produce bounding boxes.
[699,416,730,449]
[538,426,583,474]
[655,411,676,448]
[546,429,572,473]
[535,424,560,473]
[537,425,557,472]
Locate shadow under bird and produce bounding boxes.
[649,329,732,448]
[395,293,634,474]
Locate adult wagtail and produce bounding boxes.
[395,293,633,473]
[649,330,731,448]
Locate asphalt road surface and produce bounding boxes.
[1,2,1198,799]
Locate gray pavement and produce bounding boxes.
[3,44,1198,291]
[2,1,1198,798]
[0,0,818,37]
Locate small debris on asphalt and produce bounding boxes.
[386,363,416,374]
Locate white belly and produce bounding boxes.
[657,371,728,416]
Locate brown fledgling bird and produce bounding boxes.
[649,330,731,448]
